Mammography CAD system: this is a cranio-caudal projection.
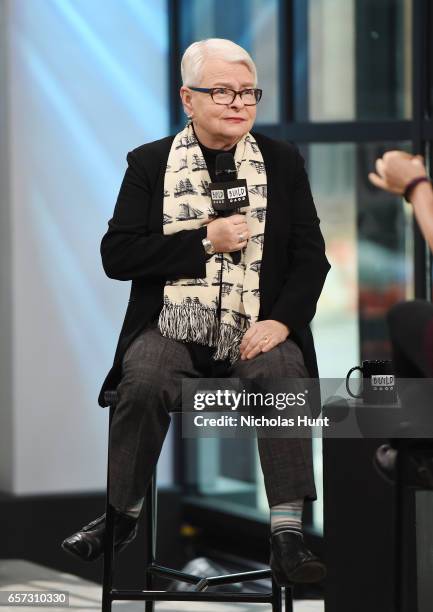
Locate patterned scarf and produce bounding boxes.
[158,122,267,363]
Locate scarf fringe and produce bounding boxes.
[211,321,246,364]
[158,298,219,346]
[158,298,248,363]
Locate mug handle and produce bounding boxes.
[346,366,363,398]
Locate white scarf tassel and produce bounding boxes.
[159,297,220,346]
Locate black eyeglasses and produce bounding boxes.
[188,86,263,106]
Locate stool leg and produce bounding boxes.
[271,576,282,612]
[145,470,157,612]
[284,585,294,612]
[394,447,404,612]
[102,405,116,612]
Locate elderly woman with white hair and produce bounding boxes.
[62,38,330,585]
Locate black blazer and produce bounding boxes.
[97,131,331,408]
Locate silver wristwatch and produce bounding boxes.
[202,236,216,256]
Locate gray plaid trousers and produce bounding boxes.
[108,320,317,511]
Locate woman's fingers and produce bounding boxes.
[242,334,266,359]
[375,158,385,177]
[368,172,387,189]
[258,336,279,354]
[231,214,247,224]
[240,326,258,353]
[412,156,426,168]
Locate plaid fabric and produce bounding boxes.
[108,322,316,511]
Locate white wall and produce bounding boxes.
[0,0,13,493]
[0,0,172,495]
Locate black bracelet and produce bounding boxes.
[403,176,431,202]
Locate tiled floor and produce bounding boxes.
[0,560,324,611]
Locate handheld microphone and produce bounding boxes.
[209,153,250,265]
[215,152,237,185]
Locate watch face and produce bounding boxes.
[202,238,215,254]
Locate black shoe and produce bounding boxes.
[373,444,398,485]
[373,443,433,489]
[270,531,326,585]
[61,506,138,562]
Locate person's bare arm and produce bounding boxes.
[406,180,433,253]
[368,150,433,253]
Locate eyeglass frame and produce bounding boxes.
[187,86,263,106]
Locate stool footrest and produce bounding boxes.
[194,569,272,591]
[110,588,276,603]
[147,563,201,585]
[147,562,271,590]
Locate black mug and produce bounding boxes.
[346,360,397,405]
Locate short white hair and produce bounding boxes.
[181,38,257,87]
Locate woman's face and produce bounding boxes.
[181,58,257,150]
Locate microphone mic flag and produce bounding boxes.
[209,153,250,264]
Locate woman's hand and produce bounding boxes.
[368,150,426,195]
[239,319,290,360]
[369,149,433,254]
[204,214,249,252]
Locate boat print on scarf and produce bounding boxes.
[184,278,209,286]
[250,207,266,222]
[175,203,205,221]
[250,233,264,249]
[174,178,198,197]
[192,154,207,171]
[199,179,210,196]
[211,296,229,318]
[249,160,265,174]
[249,184,267,199]
[231,310,251,327]
[174,158,188,172]
[249,260,261,273]
[175,134,196,149]
[212,268,223,284]
[214,254,235,273]
[211,281,234,297]
[245,135,259,154]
